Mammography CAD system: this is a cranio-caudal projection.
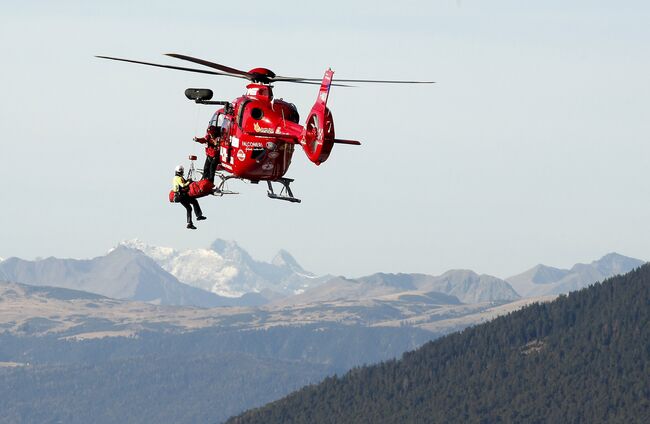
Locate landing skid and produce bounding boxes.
[206,172,300,203]
[213,173,239,196]
[267,178,301,203]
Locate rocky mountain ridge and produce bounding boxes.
[276,270,520,306]
[506,252,644,297]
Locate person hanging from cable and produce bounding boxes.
[193,125,221,183]
[172,164,206,230]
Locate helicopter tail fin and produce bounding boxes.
[301,69,336,165]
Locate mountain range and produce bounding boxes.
[1,241,644,310]
[506,252,644,297]
[115,241,647,303]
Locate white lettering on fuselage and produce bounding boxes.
[242,141,264,148]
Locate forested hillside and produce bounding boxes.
[228,265,650,423]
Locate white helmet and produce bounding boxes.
[175,164,184,174]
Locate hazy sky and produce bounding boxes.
[1,1,649,278]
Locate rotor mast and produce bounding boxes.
[245,68,276,100]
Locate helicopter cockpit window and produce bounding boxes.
[237,100,251,129]
[221,117,230,134]
[209,113,225,129]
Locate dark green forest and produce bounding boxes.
[228,265,650,424]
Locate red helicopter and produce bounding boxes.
[97,54,433,202]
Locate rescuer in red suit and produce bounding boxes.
[193,125,221,183]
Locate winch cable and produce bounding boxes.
[188,103,203,180]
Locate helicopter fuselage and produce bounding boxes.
[214,83,303,182]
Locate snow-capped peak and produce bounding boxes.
[272,249,306,273]
[209,239,254,263]
[113,239,321,300]
[118,239,177,263]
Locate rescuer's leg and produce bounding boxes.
[180,198,196,229]
[191,198,206,221]
[202,157,211,181]
[207,156,218,183]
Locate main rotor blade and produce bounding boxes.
[165,53,252,79]
[95,55,237,77]
[272,76,322,82]
[332,78,435,84]
[274,75,434,84]
[165,54,403,86]
[274,80,355,88]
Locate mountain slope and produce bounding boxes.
[282,271,519,306]
[0,246,232,307]
[275,275,421,305]
[227,264,650,424]
[412,270,520,303]
[508,252,644,297]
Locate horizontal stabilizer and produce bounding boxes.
[333,139,361,146]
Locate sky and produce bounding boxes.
[1,1,649,279]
